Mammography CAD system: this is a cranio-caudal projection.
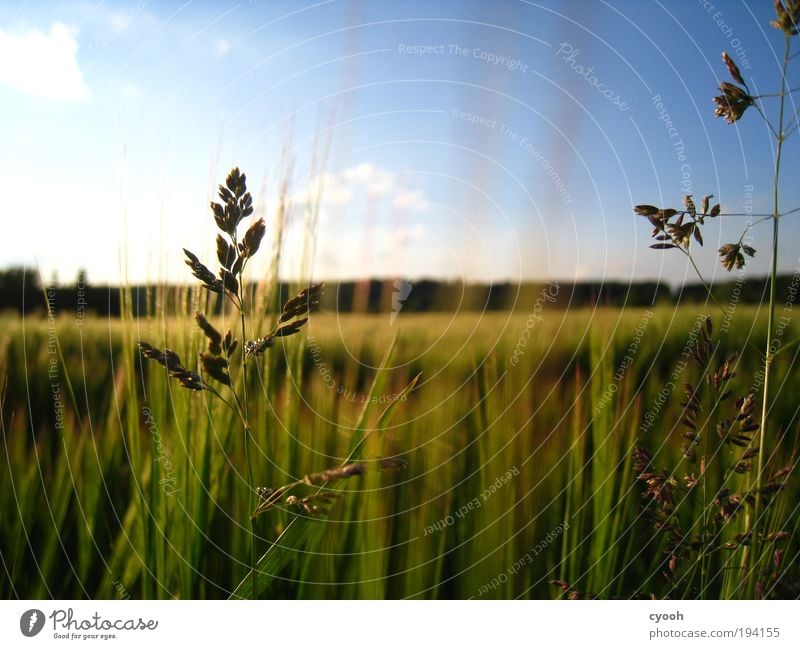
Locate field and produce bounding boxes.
[1,303,798,599]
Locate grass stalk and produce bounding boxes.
[747,35,791,599]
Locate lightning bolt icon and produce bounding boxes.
[28,612,38,632]
[391,279,413,325]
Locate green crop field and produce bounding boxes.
[2,303,797,599]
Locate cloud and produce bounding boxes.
[293,162,429,210]
[215,38,235,56]
[117,82,142,99]
[378,224,427,253]
[0,23,90,101]
[108,12,132,32]
[312,223,429,278]
[393,189,427,209]
[275,163,431,277]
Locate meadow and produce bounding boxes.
[2,301,798,599]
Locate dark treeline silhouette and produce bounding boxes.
[1,266,794,317]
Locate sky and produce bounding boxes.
[1,0,799,288]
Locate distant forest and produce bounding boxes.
[0,266,791,317]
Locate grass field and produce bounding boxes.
[1,303,798,599]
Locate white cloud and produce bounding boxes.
[342,162,393,196]
[0,23,90,101]
[378,224,427,253]
[108,13,132,32]
[393,189,427,209]
[294,170,352,206]
[117,82,142,99]
[293,162,429,211]
[311,223,429,279]
[275,163,431,278]
[215,38,234,56]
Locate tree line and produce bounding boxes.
[0,266,790,317]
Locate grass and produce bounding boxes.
[633,5,800,597]
[2,304,798,599]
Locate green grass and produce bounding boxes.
[1,305,797,598]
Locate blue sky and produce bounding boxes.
[1,0,798,287]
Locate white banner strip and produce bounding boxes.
[1,600,799,647]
